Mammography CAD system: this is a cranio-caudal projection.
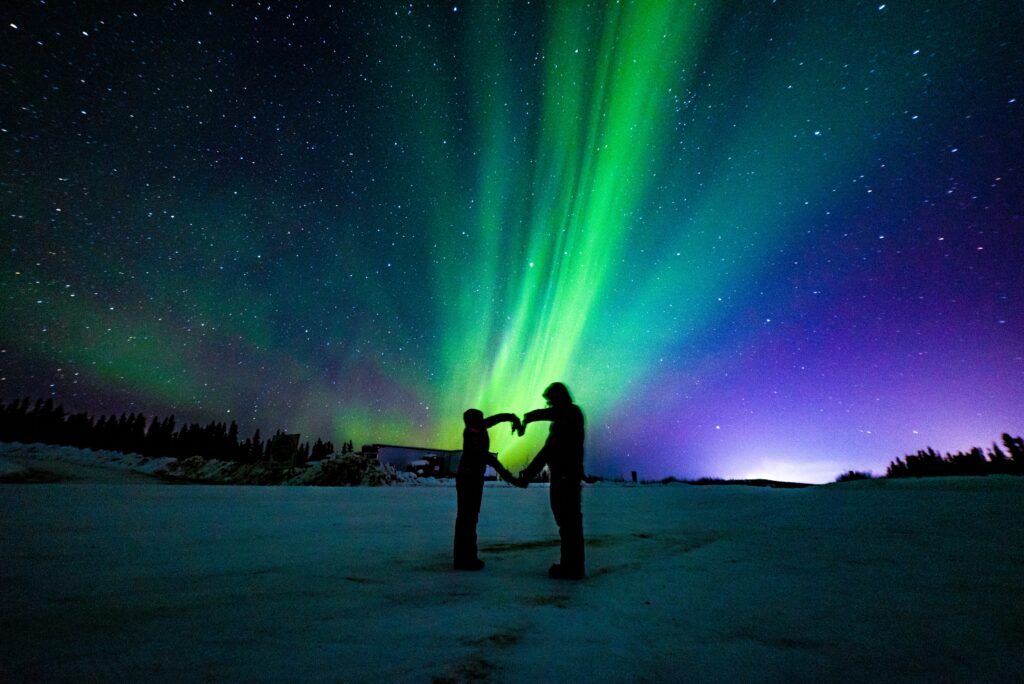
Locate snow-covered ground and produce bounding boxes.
[1,449,1021,682]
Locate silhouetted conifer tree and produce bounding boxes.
[227,421,240,460]
[886,457,908,478]
[1003,433,1024,473]
[249,429,262,464]
[311,438,326,461]
[988,443,1009,474]
[887,434,1024,478]
[2,396,358,473]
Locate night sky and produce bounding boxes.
[2,1,1022,482]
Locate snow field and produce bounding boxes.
[1,477,1021,682]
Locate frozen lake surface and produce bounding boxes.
[2,476,1022,682]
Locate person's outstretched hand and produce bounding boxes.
[510,416,522,436]
[516,420,526,437]
[511,476,528,489]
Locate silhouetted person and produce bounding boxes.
[454,409,524,571]
[518,382,586,579]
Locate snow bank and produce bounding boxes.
[0,443,406,486]
[0,442,531,487]
[167,452,399,485]
[2,473,1021,682]
[0,456,29,479]
[826,473,1024,491]
[0,442,177,478]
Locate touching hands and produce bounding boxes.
[509,415,526,437]
[505,416,528,487]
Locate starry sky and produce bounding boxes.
[2,1,1022,482]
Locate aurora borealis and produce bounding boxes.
[2,1,1022,482]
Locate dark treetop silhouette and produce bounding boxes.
[453,409,523,571]
[519,382,586,580]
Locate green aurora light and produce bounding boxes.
[2,1,1021,479]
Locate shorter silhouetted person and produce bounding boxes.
[454,409,524,571]
[519,382,586,579]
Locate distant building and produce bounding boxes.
[361,443,500,479]
[362,444,459,477]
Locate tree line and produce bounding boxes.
[0,396,355,466]
[886,433,1024,478]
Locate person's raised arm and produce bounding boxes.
[484,412,522,435]
[522,407,555,427]
[483,412,518,430]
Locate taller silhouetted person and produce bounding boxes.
[519,382,586,579]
